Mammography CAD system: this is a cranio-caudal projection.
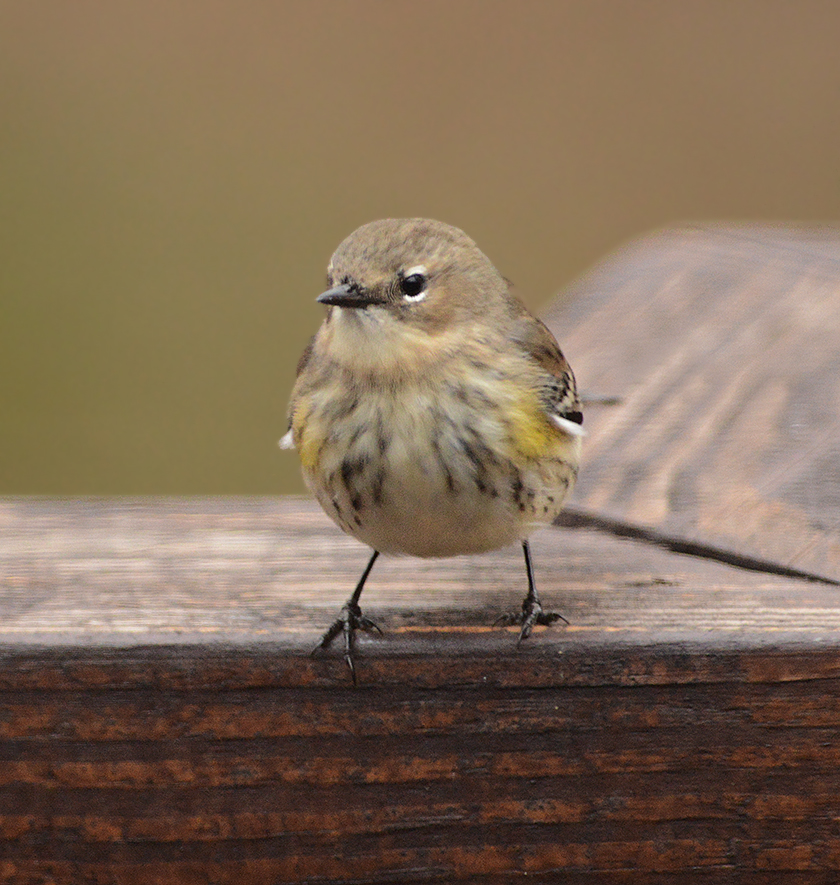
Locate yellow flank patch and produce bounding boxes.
[508,395,557,461]
[293,401,324,471]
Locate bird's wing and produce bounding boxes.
[514,310,584,437]
[279,336,316,449]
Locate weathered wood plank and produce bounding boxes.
[3,498,840,883]
[3,497,840,656]
[546,224,840,582]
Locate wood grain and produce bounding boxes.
[545,224,840,582]
[3,497,840,883]
[3,496,840,653]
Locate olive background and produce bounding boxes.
[3,1,839,495]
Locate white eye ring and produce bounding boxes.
[400,265,428,302]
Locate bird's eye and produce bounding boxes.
[399,269,427,302]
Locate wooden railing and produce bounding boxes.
[2,225,840,883]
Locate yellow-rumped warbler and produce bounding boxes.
[281,218,583,680]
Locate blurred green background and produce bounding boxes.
[2,1,839,495]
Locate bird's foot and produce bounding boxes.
[496,598,568,646]
[314,601,383,685]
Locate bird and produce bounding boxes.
[281,218,583,681]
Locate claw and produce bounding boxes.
[516,600,566,646]
[497,540,568,647]
[496,600,566,645]
[314,600,383,686]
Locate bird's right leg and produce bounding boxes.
[315,549,382,684]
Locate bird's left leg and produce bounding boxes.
[497,540,568,645]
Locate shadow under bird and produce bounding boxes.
[281,218,583,682]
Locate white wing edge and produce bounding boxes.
[550,414,586,438]
[278,429,295,449]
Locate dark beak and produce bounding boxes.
[317,283,382,309]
